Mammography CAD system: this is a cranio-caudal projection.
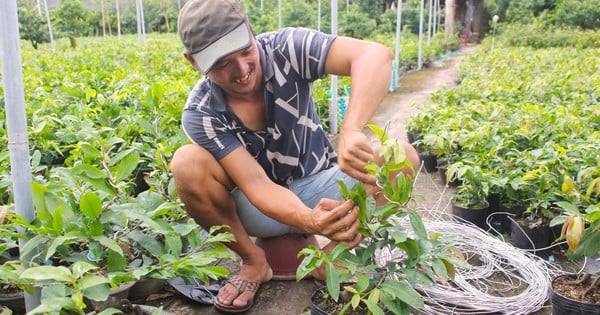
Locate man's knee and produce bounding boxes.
[171,144,210,174]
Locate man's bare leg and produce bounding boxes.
[171,144,273,308]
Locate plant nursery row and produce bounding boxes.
[407,41,599,256]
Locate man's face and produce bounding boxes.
[206,40,262,99]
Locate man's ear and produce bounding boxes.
[183,51,201,72]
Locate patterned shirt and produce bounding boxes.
[182,28,338,186]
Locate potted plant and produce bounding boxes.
[0,133,235,314]
[445,161,491,230]
[549,159,600,314]
[296,125,458,315]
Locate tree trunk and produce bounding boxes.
[115,0,121,38]
[100,0,106,37]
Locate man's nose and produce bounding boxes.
[231,57,248,75]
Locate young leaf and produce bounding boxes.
[80,191,103,219]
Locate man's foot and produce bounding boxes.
[215,257,272,312]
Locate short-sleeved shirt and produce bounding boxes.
[182,28,338,186]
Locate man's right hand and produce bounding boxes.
[307,198,361,245]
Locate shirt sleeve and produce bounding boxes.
[268,28,336,80]
[181,84,242,161]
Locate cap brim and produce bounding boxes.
[191,22,252,74]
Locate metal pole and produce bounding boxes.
[427,0,433,45]
[136,0,145,45]
[434,0,439,34]
[417,0,425,70]
[330,0,338,134]
[0,0,40,312]
[43,0,55,51]
[392,0,403,91]
[317,0,321,32]
[140,0,146,39]
[278,0,282,29]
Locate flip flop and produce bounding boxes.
[167,277,227,305]
[213,276,260,314]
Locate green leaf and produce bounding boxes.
[381,281,424,309]
[21,265,73,283]
[71,261,100,278]
[350,292,361,309]
[363,298,385,315]
[31,181,51,224]
[80,274,111,290]
[83,283,111,302]
[93,235,124,257]
[80,191,103,219]
[98,308,126,315]
[408,210,428,239]
[106,248,127,272]
[111,149,140,182]
[20,235,45,258]
[326,262,340,301]
[45,235,78,261]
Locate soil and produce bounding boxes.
[311,287,370,315]
[552,274,600,305]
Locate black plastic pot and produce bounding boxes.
[550,274,600,315]
[0,290,24,314]
[510,219,551,253]
[437,160,461,187]
[310,286,330,315]
[452,200,490,230]
[419,151,437,173]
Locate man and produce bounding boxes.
[171,0,419,313]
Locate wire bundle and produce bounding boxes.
[374,162,567,314]
[418,219,560,314]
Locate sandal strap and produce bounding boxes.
[228,276,260,294]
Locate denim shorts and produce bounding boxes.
[232,165,357,238]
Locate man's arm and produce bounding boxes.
[219,146,359,243]
[324,36,394,184]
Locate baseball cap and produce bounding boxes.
[178,0,253,73]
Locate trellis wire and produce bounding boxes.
[375,161,570,314]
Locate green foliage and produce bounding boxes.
[297,125,457,315]
[409,44,600,222]
[54,0,89,48]
[498,23,600,48]
[487,0,600,30]
[0,34,235,313]
[340,4,375,39]
[18,5,50,49]
[552,0,600,30]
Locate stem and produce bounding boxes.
[582,274,600,301]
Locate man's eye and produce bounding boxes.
[214,61,229,69]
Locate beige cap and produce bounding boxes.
[178,0,252,73]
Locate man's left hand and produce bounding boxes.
[337,129,376,185]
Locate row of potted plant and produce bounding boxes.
[406,32,600,310]
[408,42,599,226]
[0,127,234,313]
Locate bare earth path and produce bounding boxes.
[159,46,478,315]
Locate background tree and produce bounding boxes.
[282,0,316,28]
[18,5,51,49]
[551,0,600,30]
[54,0,89,48]
[340,4,374,39]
